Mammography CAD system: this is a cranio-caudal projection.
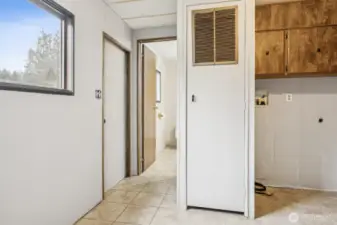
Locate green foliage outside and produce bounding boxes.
[0,30,61,88]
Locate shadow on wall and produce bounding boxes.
[256,77,337,95]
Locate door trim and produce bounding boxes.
[102,32,131,199]
[137,37,177,175]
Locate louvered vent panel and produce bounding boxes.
[215,8,237,63]
[194,11,215,64]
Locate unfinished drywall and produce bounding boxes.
[256,77,337,191]
[0,0,132,224]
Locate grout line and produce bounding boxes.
[148,206,161,225]
[112,203,130,224]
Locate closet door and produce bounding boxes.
[317,26,337,73]
[288,28,318,74]
[256,31,285,76]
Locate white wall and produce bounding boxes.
[256,77,337,191]
[131,26,177,175]
[0,0,132,224]
[155,55,167,155]
[153,56,178,154]
[163,59,178,148]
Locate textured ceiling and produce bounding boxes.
[104,0,176,29]
[104,0,300,29]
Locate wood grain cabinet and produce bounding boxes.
[287,26,337,74]
[317,26,337,73]
[256,0,337,31]
[288,28,318,74]
[256,31,285,77]
[256,0,337,78]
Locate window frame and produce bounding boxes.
[0,0,75,96]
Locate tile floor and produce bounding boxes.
[77,149,337,225]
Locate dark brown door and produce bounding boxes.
[256,31,285,76]
[142,45,157,171]
[288,28,318,74]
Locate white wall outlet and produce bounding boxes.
[285,93,293,102]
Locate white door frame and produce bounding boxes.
[176,0,255,219]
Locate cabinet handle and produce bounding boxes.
[317,48,321,53]
[266,51,270,56]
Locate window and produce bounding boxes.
[0,0,74,95]
[156,70,161,103]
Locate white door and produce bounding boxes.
[187,1,246,212]
[103,39,127,192]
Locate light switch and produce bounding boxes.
[285,93,293,102]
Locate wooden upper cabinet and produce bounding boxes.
[256,31,285,76]
[256,0,337,31]
[288,26,337,74]
[288,28,318,74]
[256,4,287,31]
[317,26,337,72]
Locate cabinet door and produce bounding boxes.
[288,28,318,73]
[317,26,337,72]
[256,5,271,31]
[300,0,337,27]
[256,31,285,75]
[256,4,287,31]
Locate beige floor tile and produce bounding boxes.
[150,207,183,225]
[106,190,139,204]
[113,183,147,192]
[160,195,176,208]
[76,219,113,225]
[85,202,127,222]
[130,192,165,207]
[142,181,170,194]
[167,186,176,196]
[116,205,158,225]
[119,176,149,185]
[112,223,138,225]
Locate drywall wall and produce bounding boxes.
[256,77,337,191]
[155,54,167,155]
[0,0,132,224]
[154,57,178,153]
[131,26,177,175]
[163,59,177,148]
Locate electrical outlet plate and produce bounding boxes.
[285,93,292,102]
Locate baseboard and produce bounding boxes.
[257,181,337,193]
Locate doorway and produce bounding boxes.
[137,37,178,175]
[102,33,131,197]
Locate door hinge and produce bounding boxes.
[141,158,144,162]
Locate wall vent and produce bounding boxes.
[193,6,238,66]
